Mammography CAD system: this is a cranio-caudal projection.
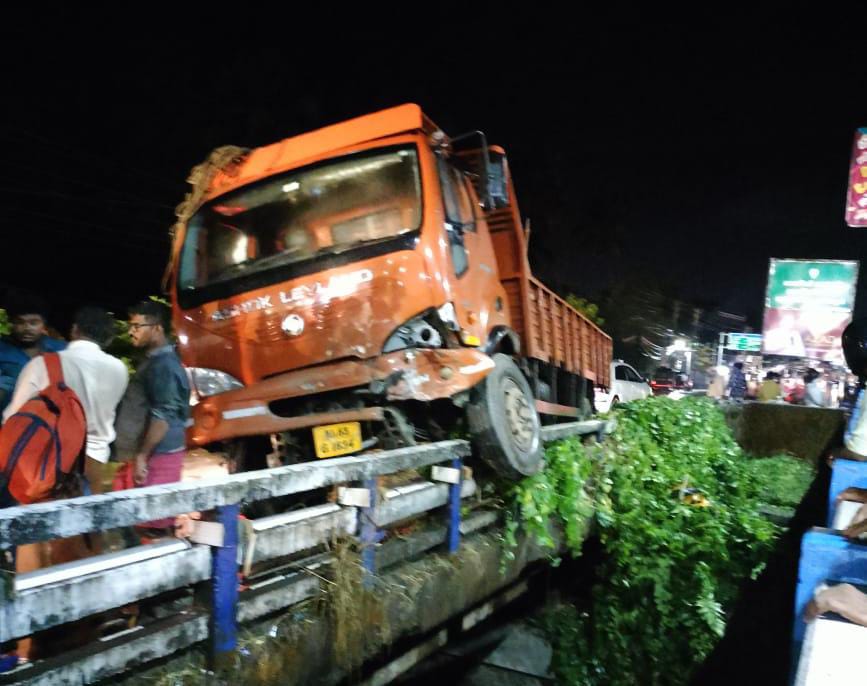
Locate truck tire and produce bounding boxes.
[467,354,543,479]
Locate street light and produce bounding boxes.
[666,339,690,356]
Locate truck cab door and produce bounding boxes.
[437,157,504,344]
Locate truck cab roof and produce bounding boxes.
[205,104,439,202]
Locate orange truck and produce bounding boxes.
[166,105,612,479]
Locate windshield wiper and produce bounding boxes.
[208,259,255,283]
[240,249,307,271]
[207,250,306,284]
[314,234,405,258]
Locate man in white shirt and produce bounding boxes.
[3,306,129,497]
[803,368,827,408]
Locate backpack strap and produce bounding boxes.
[43,352,64,386]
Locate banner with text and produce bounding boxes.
[762,259,859,363]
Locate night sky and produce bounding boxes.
[4,13,866,332]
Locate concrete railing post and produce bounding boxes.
[360,478,382,586]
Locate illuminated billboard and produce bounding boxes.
[845,128,867,227]
[762,259,859,363]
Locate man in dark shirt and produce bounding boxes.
[0,294,65,412]
[727,362,748,401]
[117,301,190,531]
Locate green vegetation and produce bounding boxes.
[503,436,597,561]
[565,294,605,327]
[507,397,790,686]
[745,454,816,509]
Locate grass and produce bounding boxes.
[745,454,816,509]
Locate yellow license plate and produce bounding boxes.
[312,422,362,459]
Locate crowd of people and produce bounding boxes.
[695,332,867,635]
[0,294,190,664]
[704,360,856,408]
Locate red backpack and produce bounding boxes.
[0,353,87,506]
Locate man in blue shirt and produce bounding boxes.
[0,294,65,413]
[115,300,190,533]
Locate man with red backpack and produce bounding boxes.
[3,306,128,501]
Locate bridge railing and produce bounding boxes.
[0,419,612,686]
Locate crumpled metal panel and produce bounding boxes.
[188,348,494,446]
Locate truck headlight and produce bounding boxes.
[383,309,449,353]
[189,368,244,398]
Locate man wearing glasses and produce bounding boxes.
[116,301,190,535]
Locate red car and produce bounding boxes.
[650,367,676,396]
[650,367,692,396]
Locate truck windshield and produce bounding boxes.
[178,145,422,293]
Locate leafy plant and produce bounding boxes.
[508,397,781,686]
[565,294,605,327]
[503,437,596,562]
[744,454,815,509]
[105,317,139,375]
[537,605,604,685]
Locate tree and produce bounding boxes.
[566,294,605,327]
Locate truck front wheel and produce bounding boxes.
[467,354,543,479]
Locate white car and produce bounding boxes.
[595,360,652,413]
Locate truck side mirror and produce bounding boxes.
[450,130,509,211]
[486,153,509,209]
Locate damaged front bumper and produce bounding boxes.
[188,348,495,446]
